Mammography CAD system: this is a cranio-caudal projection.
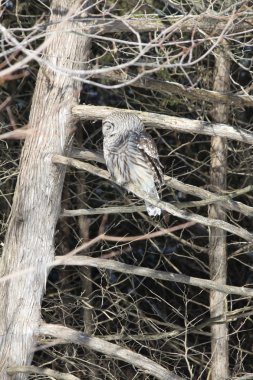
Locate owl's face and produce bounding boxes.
[102,112,144,139]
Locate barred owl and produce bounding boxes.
[102,112,164,216]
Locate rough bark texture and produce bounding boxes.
[0,1,90,379]
[209,43,230,380]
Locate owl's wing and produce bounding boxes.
[137,132,164,186]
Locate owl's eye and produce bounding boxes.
[103,121,114,130]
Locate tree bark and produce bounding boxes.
[0,1,91,379]
[209,42,230,380]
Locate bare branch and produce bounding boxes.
[38,323,182,380]
[72,105,253,145]
[53,255,253,297]
[71,148,105,163]
[62,205,146,216]
[79,14,253,36]
[0,128,33,141]
[93,70,253,108]
[7,366,79,380]
[71,148,253,216]
[102,222,196,242]
[165,177,253,216]
[53,155,253,242]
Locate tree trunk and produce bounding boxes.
[0,1,91,379]
[209,42,230,380]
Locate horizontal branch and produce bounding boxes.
[53,154,253,242]
[71,148,105,163]
[62,187,253,216]
[38,323,182,380]
[7,366,78,380]
[1,233,251,297]
[53,255,253,297]
[71,148,253,217]
[62,205,146,216]
[93,71,253,108]
[80,14,253,36]
[72,105,253,145]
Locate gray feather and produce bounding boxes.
[102,112,164,216]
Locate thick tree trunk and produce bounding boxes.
[209,42,230,380]
[0,1,90,379]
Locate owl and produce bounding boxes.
[102,112,164,216]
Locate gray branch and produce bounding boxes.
[53,256,253,297]
[53,154,253,242]
[93,71,253,108]
[79,15,253,35]
[7,366,79,380]
[38,323,182,380]
[72,105,253,145]
[62,205,146,217]
[71,148,253,217]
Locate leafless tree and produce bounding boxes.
[1,1,253,379]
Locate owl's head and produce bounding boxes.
[102,112,144,139]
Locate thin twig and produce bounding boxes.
[101,221,196,242]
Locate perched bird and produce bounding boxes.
[102,112,164,216]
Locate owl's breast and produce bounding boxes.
[104,149,131,185]
[103,134,154,187]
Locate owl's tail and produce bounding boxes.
[145,188,161,216]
